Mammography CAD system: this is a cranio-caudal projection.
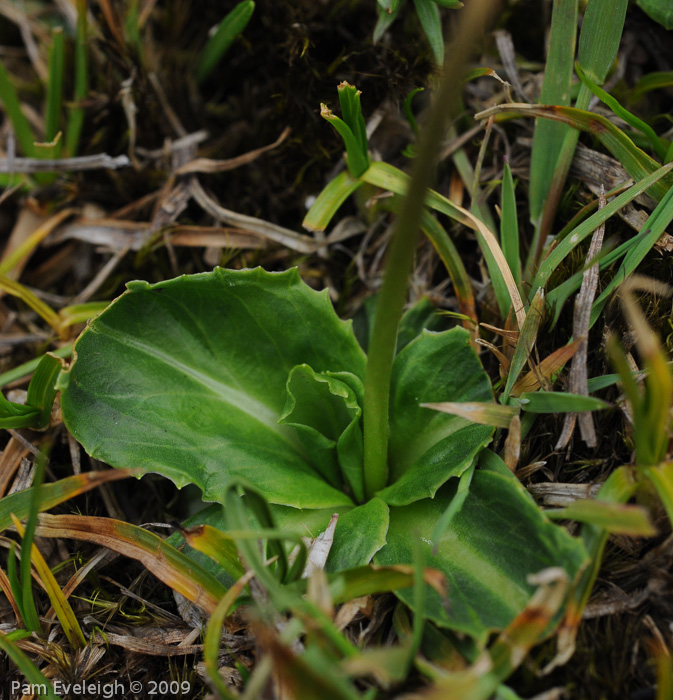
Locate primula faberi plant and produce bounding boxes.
[57,267,586,640]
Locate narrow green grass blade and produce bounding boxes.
[45,29,65,145]
[364,161,516,321]
[7,542,24,624]
[373,3,400,43]
[412,0,444,64]
[57,301,109,328]
[0,632,62,699]
[636,0,673,29]
[204,570,253,700]
[547,500,655,536]
[0,345,72,389]
[65,0,88,157]
[303,172,362,233]
[419,208,477,323]
[0,471,133,534]
[378,0,402,12]
[0,61,36,157]
[590,184,673,325]
[25,354,63,429]
[502,289,545,403]
[321,106,370,178]
[337,82,368,162]
[518,391,609,413]
[528,0,577,229]
[643,463,673,529]
[500,160,521,287]
[577,0,628,84]
[631,71,673,101]
[12,514,86,648]
[196,1,255,85]
[483,104,673,203]
[576,64,667,161]
[20,451,47,634]
[530,161,673,295]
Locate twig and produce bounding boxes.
[190,178,318,253]
[0,153,130,173]
[556,186,607,450]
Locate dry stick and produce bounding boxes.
[556,186,607,450]
[494,29,529,102]
[0,153,130,173]
[190,178,318,254]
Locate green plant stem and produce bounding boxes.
[362,0,501,499]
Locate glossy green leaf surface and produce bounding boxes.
[378,329,494,505]
[61,267,364,509]
[375,470,587,641]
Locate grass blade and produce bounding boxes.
[421,401,518,428]
[546,500,656,536]
[0,61,36,157]
[477,104,673,204]
[518,391,609,414]
[412,0,444,64]
[303,171,363,232]
[500,160,521,287]
[0,632,62,699]
[591,184,673,324]
[0,470,134,534]
[196,1,255,84]
[11,514,86,648]
[45,29,65,145]
[575,64,667,161]
[25,354,64,429]
[65,0,88,156]
[0,275,61,333]
[528,0,577,233]
[502,288,545,402]
[528,161,673,295]
[34,513,227,614]
[362,0,502,498]
[0,345,72,389]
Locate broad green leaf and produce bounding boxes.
[326,497,389,572]
[379,328,493,504]
[396,297,446,352]
[279,365,364,492]
[375,470,587,642]
[60,267,365,509]
[269,498,389,573]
